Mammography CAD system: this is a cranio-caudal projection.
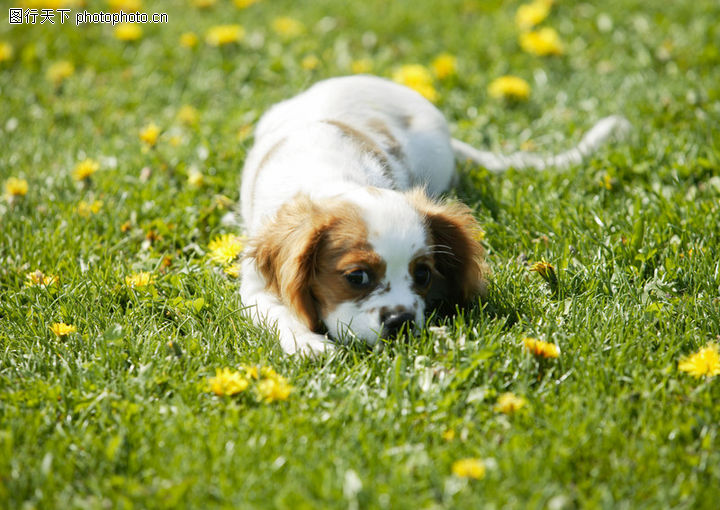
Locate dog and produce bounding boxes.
[239,75,628,355]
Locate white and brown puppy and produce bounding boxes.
[239,75,628,355]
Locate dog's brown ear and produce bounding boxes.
[250,194,328,331]
[407,189,489,315]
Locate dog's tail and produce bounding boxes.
[451,115,630,173]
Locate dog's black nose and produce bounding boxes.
[380,311,415,338]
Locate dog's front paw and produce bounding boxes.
[281,332,336,358]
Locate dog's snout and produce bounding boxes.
[380,309,415,338]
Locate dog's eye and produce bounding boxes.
[345,269,372,288]
[413,264,432,288]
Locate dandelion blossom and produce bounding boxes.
[257,374,293,402]
[205,24,245,46]
[431,53,457,80]
[139,122,160,146]
[515,1,552,31]
[108,0,142,11]
[208,234,243,265]
[301,54,321,71]
[234,0,261,8]
[520,27,564,56]
[77,200,103,217]
[180,32,199,48]
[678,343,720,378]
[177,105,199,125]
[224,263,242,278]
[494,392,527,414]
[4,177,28,197]
[392,64,438,102]
[51,322,77,337]
[114,23,143,41]
[26,270,59,287]
[72,158,100,181]
[451,458,486,479]
[530,260,556,281]
[125,271,154,288]
[208,368,250,396]
[523,337,560,358]
[272,17,304,38]
[488,76,531,101]
[46,60,74,85]
[0,42,13,63]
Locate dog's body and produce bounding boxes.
[239,75,627,355]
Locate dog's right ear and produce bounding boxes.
[249,194,328,332]
[406,189,489,315]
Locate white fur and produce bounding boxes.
[239,75,628,355]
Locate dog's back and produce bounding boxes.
[240,76,456,235]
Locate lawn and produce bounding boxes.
[2,0,720,508]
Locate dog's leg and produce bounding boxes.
[240,259,335,356]
[451,115,630,172]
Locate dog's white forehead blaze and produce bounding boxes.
[349,188,428,260]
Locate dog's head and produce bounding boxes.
[250,188,488,346]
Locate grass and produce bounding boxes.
[2,0,720,508]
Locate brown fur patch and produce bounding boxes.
[322,119,396,186]
[366,118,406,163]
[406,189,489,314]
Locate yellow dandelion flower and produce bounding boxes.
[177,105,199,125]
[523,337,560,359]
[520,27,564,56]
[4,177,28,197]
[245,365,260,380]
[234,0,261,7]
[125,271,154,288]
[515,0,552,31]
[50,322,77,337]
[108,0,142,11]
[301,54,321,71]
[224,263,242,278]
[0,42,13,63]
[114,23,143,42]
[530,260,556,280]
[21,0,80,7]
[678,343,720,378]
[192,0,216,7]
[26,270,59,287]
[208,368,250,396]
[76,200,103,217]
[72,158,100,181]
[139,122,160,146]
[392,64,438,102]
[180,32,199,49]
[351,58,373,74]
[431,53,457,80]
[451,458,486,479]
[442,429,456,441]
[187,169,204,187]
[494,392,527,414]
[205,24,245,46]
[208,234,243,265]
[257,376,293,402]
[488,76,531,101]
[272,17,304,38]
[46,60,74,86]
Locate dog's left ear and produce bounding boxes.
[407,189,489,314]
